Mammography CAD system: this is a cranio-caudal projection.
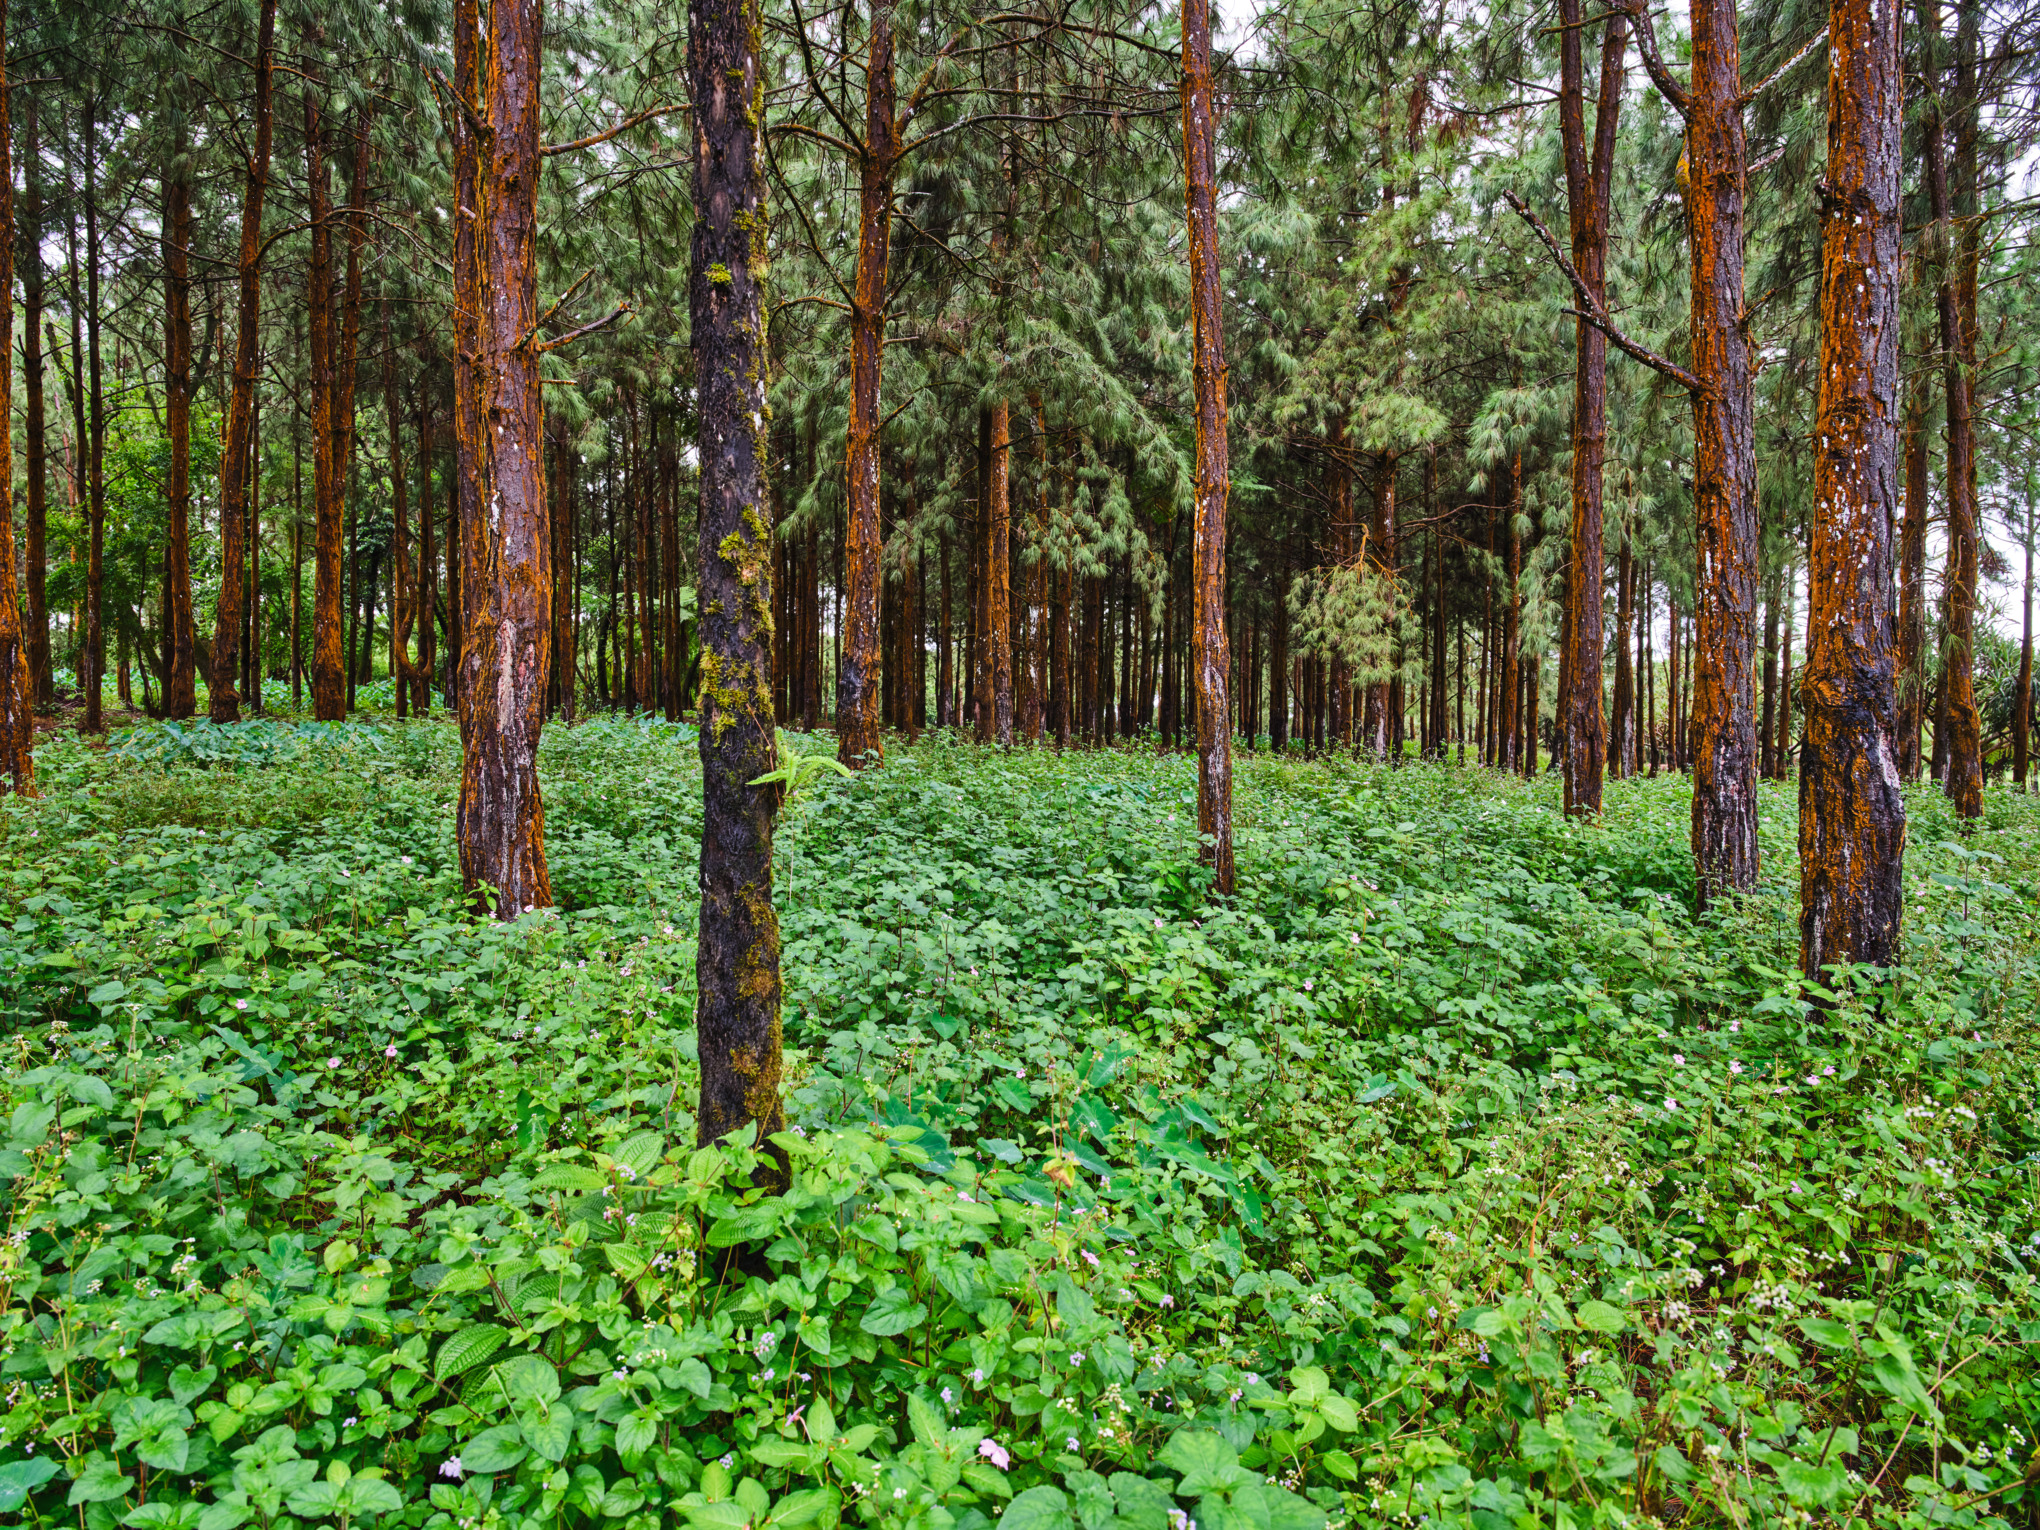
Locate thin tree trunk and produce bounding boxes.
[1930,0,1983,816]
[306,86,346,720]
[1501,452,1522,770]
[1777,569,1795,771]
[1759,568,1780,779]
[417,395,436,716]
[1895,366,1930,778]
[690,0,784,1155]
[1556,0,1625,815]
[210,0,276,723]
[980,402,1013,746]
[22,95,50,710]
[0,17,29,791]
[1801,0,1906,976]
[837,15,896,768]
[1184,0,1234,893]
[81,105,108,734]
[1613,530,1633,779]
[162,125,198,717]
[450,0,553,914]
[2014,489,2032,788]
[386,316,411,719]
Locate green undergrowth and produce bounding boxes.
[0,719,2036,1530]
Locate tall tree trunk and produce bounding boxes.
[161,122,198,719]
[1685,0,1762,902]
[1613,530,1634,778]
[1556,0,1625,815]
[690,0,783,1154]
[979,402,1013,746]
[1759,568,1780,778]
[1501,452,1523,770]
[337,117,371,710]
[386,318,411,719]
[210,0,276,723]
[450,0,554,915]
[2014,489,2032,789]
[417,396,437,715]
[661,431,681,721]
[837,15,896,768]
[306,87,346,720]
[1929,0,1983,817]
[1801,0,1905,977]
[1184,0,1234,893]
[22,94,50,710]
[0,15,28,791]
[1895,366,1930,778]
[81,105,108,734]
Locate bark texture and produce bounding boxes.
[210,0,276,724]
[837,14,896,769]
[1801,0,1906,976]
[690,0,785,1154]
[451,0,554,915]
[162,130,197,719]
[1556,0,1625,816]
[1685,0,1761,905]
[305,86,346,721]
[0,16,30,793]
[1183,0,1234,895]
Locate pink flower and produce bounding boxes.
[1672,1054,1685,1067]
[385,1044,399,1058]
[979,1438,1011,1471]
[440,1458,464,1479]
[1664,1098,1678,1111]
[235,999,249,1011]
[328,1057,341,1069]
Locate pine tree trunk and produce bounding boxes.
[2014,493,2032,788]
[1932,0,1983,817]
[162,130,198,719]
[838,15,895,769]
[22,95,50,710]
[1895,368,1930,778]
[208,0,276,724]
[690,0,783,1155]
[306,87,346,721]
[448,0,554,914]
[1501,452,1522,771]
[980,402,1013,746]
[1759,569,1780,779]
[0,18,29,792]
[387,325,411,720]
[416,396,437,716]
[1184,0,1233,891]
[1557,0,1624,815]
[1683,0,1761,905]
[81,107,108,735]
[1613,532,1634,779]
[1801,0,1905,976]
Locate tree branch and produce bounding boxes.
[531,302,633,354]
[1503,189,1706,394]
[1624,3,1691,117]
[1741,26,1828,105]
[542,103,687,157]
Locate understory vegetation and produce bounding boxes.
[0,719,2036,1530]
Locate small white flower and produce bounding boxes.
[1160,1294,1174,1308]
[441,1458,465,1479]
[1672,1054,1685,1066]
[1066,1437,1081,1452]
[1665,1098,1678,1111]
[1729,1060,1742,1075]
[941,1386,955,1405]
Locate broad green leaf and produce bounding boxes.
[860,1286,928,1337]
[436,1323,509,1380]
[0,1457,61,1512]
[1575,1301,1626,1335]
[461,1424,530,1474]
[1000,1485,1074,1530]
[1157,1432,1245,1497]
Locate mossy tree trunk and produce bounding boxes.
[690,0,785,1155]
[0,6,31,794]
[1801,0,1906,977]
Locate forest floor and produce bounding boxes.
[0,715,2036,1530]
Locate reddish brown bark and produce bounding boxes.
[1501,451,1522,770]
[1183,0,1234,893]
[1613,530,1634,777]
[80,108,107,735]
[1895,367,1929,777]
[838,14,897,769]
[416,395,437,716]
[1557,0,1626,815]
[450,0,554,915]
[306,87,346,722]
[980,402,1013,746]
[22,95,49,709]
[1801,0,1905,978]
[161,131,197,718]
[0,15,29,792]
[689,0,783,1154]
[385,318,412,719]
[209,0,276,724]
[1925,0,1983,817]
[2015,495,2032,788]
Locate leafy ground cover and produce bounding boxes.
[0,720,2036,1530]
